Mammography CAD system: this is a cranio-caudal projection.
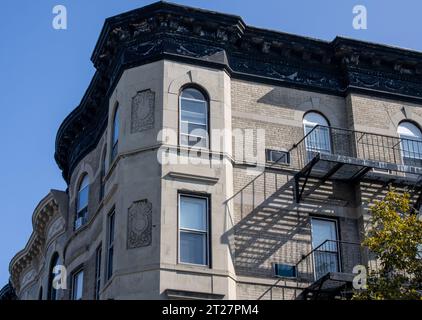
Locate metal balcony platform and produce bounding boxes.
[297,272,355,300]
[291,125,422,203]
[294,240,380,300]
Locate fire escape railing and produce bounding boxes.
[291,125,422,202]
[295,240,380,283]
[293,125,422,171]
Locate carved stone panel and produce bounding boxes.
[127,199,152,249]
[21,269,36,288]
[47,217,65,242]
[130,89,155,133]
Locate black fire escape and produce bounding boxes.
[293,125,422,204]
[290,125,422,300]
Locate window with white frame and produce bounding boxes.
[106,210,115,280]
[397,121,422,166]
[179,194,209,266]
[303,112,331,157]
[75,175,89,230]
[179,88,209,148]
[71,269,84,300]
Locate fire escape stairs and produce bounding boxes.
[296,272,355,300]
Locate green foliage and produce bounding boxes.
[353,191,422,300]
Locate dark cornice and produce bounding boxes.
[55,1,422,183]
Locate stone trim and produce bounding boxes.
[164,289,225,300]
[167,172,219,185]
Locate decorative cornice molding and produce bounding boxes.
[55,1,422,184]
[9,190,67,292]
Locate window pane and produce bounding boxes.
[181,99,207,124]
[180,232,206,265]
[73,271,84,300]
[314,251,339,279]
[79,175,89,190]
[95,247,102,299]
[401,137,422,160]
[181,88,205,100]
[113,108,119,145]
[107,212,115,280]
[111,143,118,161]
[77,186,89,212]
[305,125,330,153]
[303,112,329,127]
[49,254,59,300]
[180,122,207,136]
[108,213,115,244]
[107,247,113,280]
[180,134,207,148]
[180,196,207,231]
[311,219,337,249]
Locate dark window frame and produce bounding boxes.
[111,103,119,163]
[99,146,107,201]
[75,174,89,230]
[71,267,84,301]
[310,216,341,279]
[47,253,59,300]
[106,209,115,281]
[94,244,102,300]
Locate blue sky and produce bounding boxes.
[0,0,421,286]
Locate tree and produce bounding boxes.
[353,191,422,300]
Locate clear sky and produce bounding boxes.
[1,0,421,286]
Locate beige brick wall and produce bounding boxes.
[229,80,422,299]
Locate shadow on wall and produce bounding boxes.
[256,87,325,111]
[257,88,301,109]
[221,170,347,278]
[220,168,411,280]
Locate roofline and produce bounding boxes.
[54,1,422,184]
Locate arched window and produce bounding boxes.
[75,174,89,230]
[398,121,422,166]
[111,104,119,162]
[100,146,107,201]
[303,112,331,158]
[179,87,209,148]
[47,253,59,300]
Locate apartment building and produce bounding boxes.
[6,1,422,300]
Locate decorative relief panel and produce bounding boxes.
[127,199,152,249]
[130,89,155,133]
[21,269,36,288]
[46,217,65,242]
